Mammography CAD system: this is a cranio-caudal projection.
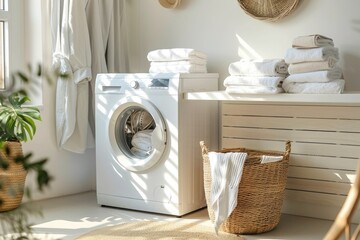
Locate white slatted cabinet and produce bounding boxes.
[185,91,360,222]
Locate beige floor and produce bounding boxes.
[8,191,349,240]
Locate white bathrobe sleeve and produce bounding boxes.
[52,0,93,153]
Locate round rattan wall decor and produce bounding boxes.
[238,0,300,22]
[159,0,181,9]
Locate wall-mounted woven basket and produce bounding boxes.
[159,0,181,9]
[238,0,300,22]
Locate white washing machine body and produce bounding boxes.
[95,73,218,216]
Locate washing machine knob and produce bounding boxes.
[130,80,139,89]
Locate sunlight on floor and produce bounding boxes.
[32,218,112,230]
[21,191,338,240]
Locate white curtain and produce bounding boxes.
[86,0,129,133]
[50,0,128,153]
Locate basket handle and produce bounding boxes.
[200,141,209,155]
[284,141,291,157]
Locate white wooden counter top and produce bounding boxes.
[184,91,360,106]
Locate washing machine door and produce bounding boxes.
[108,96,167,172]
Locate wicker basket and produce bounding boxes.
[201,141,291,234]
[0,141,27,212]
[238,0,300,22]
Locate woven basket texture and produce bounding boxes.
[0,141,26,212]
[201,141,291,234]
[159,0,181,9]
[238,0,300,22]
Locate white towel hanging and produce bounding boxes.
[208,151,247,234]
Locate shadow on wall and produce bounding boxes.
[352,19,360,32]
[342,18,360,91]
[341,53,360,91]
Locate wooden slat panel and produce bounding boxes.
[221,102,360,221]
[222,138,360,158]
[283,200,360,223]
[284,189,346,207]
[222,127,360,145]
[283,190,360,221]
[286,178,351,195]
[288,166,356,183]
[221,138,287,152]
[290,155,358,171]
[223,115,360,133]
[223,103,360,119]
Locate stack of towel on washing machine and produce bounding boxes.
[147,48,208,73]
[224,58,288,94]
[283,34,345,94]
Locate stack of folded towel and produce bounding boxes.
[283,34,345,94]
[147,48,208,73]
[224,58,288,94]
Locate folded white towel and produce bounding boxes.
[292,34,334,49]
[223,75,284,88]
[284,46,339,64]
[147,48,207,61]
[208,151,247,234]
[285,67,343,83]
[149,64,207,73]
[150,59,206,66]
[228,59,288,76]
[226,85,284,94]
[288,57,338,74]
[282,79,345,94]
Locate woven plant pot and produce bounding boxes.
[0,141,27,212]
[238,0,300,22]
[201,141,291,234]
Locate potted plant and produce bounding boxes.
[0,66,53,238]
[0,92,41,211]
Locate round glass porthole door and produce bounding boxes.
[108,96,167,172]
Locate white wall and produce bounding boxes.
[18,0,360,201]
[127,0,360,91]
[22,0,95,201]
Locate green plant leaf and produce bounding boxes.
[0,93,41,141]
[17,71,29,83]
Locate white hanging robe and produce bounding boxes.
[85,0,129,134]
[51,0,94,153]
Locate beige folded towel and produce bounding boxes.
[292,34,334,49]
[288,57,338,74]
[228,59,288,76]
[285,67,343,83]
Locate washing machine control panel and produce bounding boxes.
[147,78,170,89]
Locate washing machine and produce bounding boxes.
[95,73,219,216]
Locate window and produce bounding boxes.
[0,0,24,91]
[0,0,8,89]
